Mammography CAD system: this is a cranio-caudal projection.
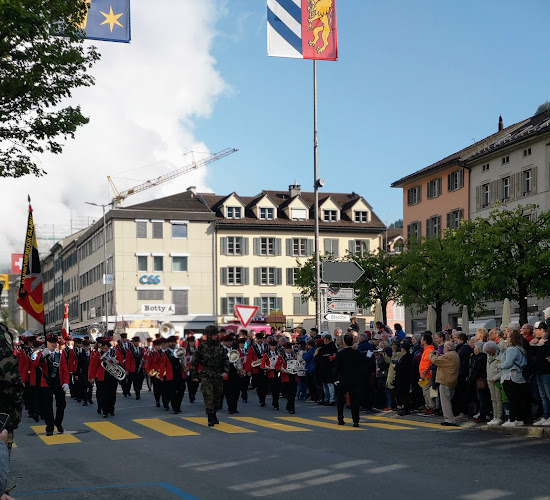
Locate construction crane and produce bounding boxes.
[108,148,238,208]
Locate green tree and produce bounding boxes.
[0,0,100,178]
[535,101,550,115]
[454,205,550,325]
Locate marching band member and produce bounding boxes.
[243,332,268,407]
[144,338,164,408]
[89,336,120,419]
[144,337,154,392]
[59,336,77,399]
[221,334,240,414]
[116,332,131,397]
[184,335,199,403]
[126,336,145,400]
[260,339,283,410]
[36,334,70,435]
[77,340,93,406]
[281,342,298,414]
[159,335,186,414]
[237,337,249,403]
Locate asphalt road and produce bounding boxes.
[8,385,550,500]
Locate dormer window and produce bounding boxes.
[227,206,242,219]
[323,209,338,222]
[291,208,307,220]
[259,207,274,220]
[354,211,369,223]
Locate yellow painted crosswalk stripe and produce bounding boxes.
[231,416,312,432]
[364,415,461,430]
[321,416,414,430]
[182,417,256,434]
[133,418,199,436]
[277,416,361,431]
[84,421,141,440]
[31,425,81,445]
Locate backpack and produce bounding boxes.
[515,348,535,381]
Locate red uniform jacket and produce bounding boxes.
[89,350,120,382]
[260,352,283,379]
[243,344,264,374]
[125,347,146,373]
[35,351,70,386]
[144,350,162,374]
[16,349,30,384]
[63,348,78,373]
[280,357,299,383]
[159,351,186,381]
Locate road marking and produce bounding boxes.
[367,464,408,474]
[459,489,513,500]
[364,415,460,430]
[133,418,199,436]
[331,459,373,469]
[230,469,331,491]
[194,457,261,471]
[306,473,353,485]
[182,417,256,434]
[31,425,81,445]
[231,416,311,432]
[250,483,303,497]
[276,416,362,431]
[84,421,141,440]
[321,416,414,430]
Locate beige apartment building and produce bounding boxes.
[200,184,386,327]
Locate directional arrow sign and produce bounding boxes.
[328,288,354,300]
[322,261,364,284]
[328,301,357,312]
[234,305,258,328]
[324,313,351,322]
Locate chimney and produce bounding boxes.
[289,181,301,198]
[498,115,503,131]
[187,186,197,197]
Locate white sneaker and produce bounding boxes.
[515,421,524,426]
[487,419,503,426]
[533,417,546,426]
[541,418,550,427]
[473,412,480,418]
[501,420,517,427]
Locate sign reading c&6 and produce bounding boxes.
[139,275,161,285]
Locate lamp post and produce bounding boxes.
[85,201,112,331]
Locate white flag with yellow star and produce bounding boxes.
[82,0,131,43]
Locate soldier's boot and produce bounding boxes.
[207,413,215,427]
[213,413,219,425]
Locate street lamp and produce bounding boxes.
[85,201,113,331]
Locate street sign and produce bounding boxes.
[328,287,354,300]
[322,261,364,284]
[328,301,357,312]
[324,313,351,322]
[234,305,259,328]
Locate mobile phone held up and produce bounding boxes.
[0,413,10,432]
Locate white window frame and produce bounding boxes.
[260,267,276,285]
[172,256,188,272]
[323,209,338,222]
[481,183,490,208]
[259,207,275,220]
[260,237,275,256]
[226,206,242,219]
[354,211,369,223]
[227,236,242,255]
[292,238,307,257]
[260,297,277,315]
[227,267,243,285]
[502,176,510,200]
[523,169,532,195]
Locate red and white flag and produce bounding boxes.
[61,303,70,340]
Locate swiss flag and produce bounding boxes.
[234,305,258,328]
[11,253,23,274]
[61,304,70,340]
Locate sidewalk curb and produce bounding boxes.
[475,423,550,439]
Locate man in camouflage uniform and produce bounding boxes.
[0,323,24,457]
[191,325,229,426]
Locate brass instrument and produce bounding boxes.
[160,321,175,339]
[101,352,126,381]
[148,368,163,380]
[30,346,45,361]
[87,323,104,341]
[174,346,186,359]
[228,349,243,372]
[251,359,262,368]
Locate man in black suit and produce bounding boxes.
[333,334,362,427]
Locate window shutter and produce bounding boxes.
[323,239,331,254]
[438,177,442,196]
[287,268,295,286]
[243,297,250,305]
[407,189,412,205]
[418,221,422,237]
[516,172,522,198]
[152,222,163,239]
[275,297,283,312]
[306,239,314,256]
[459,169,464,188]
[348,240,355,254]
[475,186,481,211]
[275,238,282,256]
[427,181,432,199]
[172,290,188,315]
[293,296,300,315]
[276,268,283,285]
[532,167,538,194]
[437,216,441,235]
[497,179,503,201]
[220,267,228,285]
[446,212,451,228]
[407,224,411,239]
[136,222,147,238]
[254,297,261,308]
[418,185,422,202]
[242,237,249,255]
[447,174,452,192]
[302,299,309,315]
[253,238,260,255]
[220,237,228,255]
[426,218,430,237]
[364,240,370,252]
[242,267,249,285]
[221,298,228,315]
[286,238,293,256]
[459,209,463,222]
[510,174,516,200]
[333,239,339,257]
[253,268,260,285]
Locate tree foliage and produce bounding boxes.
[0,0,100,178]
[454,205,550,325]
[535,101,550,116]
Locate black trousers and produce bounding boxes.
[240,375,250,402]
[167,378,185,412]
[152,377,163,405]
[336,382,359,424]
[97,375,118,416]
[503,380,532,424]
[223,378,240,412]
[120,376,132,396]
[267,376,281,409]
[161,379,170,409]
[29,385,40,418]
[306,372,317,400]
[254,372,268,405]
[39,384,66,432]
[187,379,199,403]
[283,378,298,412]
[129,371,144,397]
[79,376,93,403]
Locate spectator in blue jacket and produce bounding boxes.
[394,324,406,341]
[302,340,318,402]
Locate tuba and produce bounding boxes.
[160,321,175,339]
[228,349,243,372]
[87,323,104,341]
[101,352,126,381]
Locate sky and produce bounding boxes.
[2,0,550,270]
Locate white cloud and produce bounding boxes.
[1,0,227,268]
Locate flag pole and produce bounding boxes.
[313,60,321,331]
